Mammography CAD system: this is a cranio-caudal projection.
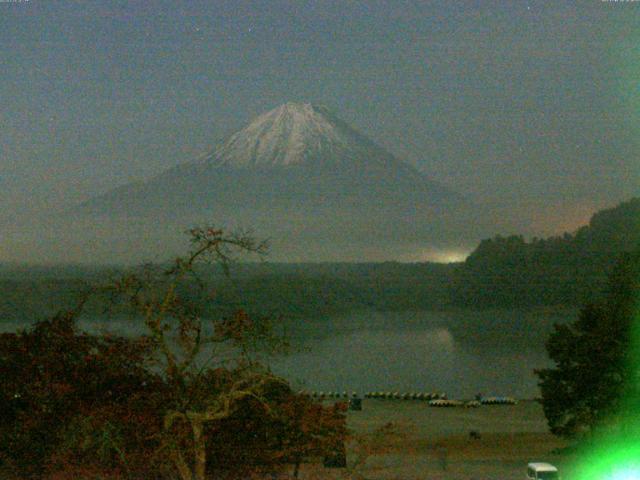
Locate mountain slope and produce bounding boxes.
[81,103,460,216]
[53,103,477,262]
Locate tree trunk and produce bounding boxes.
[171,448,194,480]
[192,418,207,480]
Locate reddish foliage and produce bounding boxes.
[205,390,347,479]
[0,312,162,479]
[0,313,346,480]
[214,309,255,343]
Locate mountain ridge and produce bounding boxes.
[32,102,481,263]
[80,102,463,215]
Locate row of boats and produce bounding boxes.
[299,391,518,406]
[427,397,518,407]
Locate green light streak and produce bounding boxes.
[572,254,640,480]
[574,436,640,480]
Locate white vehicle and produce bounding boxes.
[527,462,559,480]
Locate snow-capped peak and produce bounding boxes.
[204,102,379,168]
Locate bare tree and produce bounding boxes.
[101,227,289,480]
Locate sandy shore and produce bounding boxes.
[299,399,573,480]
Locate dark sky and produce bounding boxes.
[2,0,639,237]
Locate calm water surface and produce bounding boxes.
[1,307,575,400]
[270,308,576,399]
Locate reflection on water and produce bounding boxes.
[271,308,576,399]
[0,307,576,399]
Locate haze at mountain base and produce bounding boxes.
[2,103,487,264]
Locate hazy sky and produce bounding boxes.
[2,0,639,236]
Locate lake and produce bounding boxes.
[0,306,576,400]
[270,307,576,399]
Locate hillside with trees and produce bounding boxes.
[535,246,640,439]
[1,199,638,324]
[0,262,455,327]
[450,197,640,307]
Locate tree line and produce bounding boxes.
[450,197,640,307]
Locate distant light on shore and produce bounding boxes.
[399,248,470,263]
[428,250,470,263]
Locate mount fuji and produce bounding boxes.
[83,103,458,212]
[68,103,475,262]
